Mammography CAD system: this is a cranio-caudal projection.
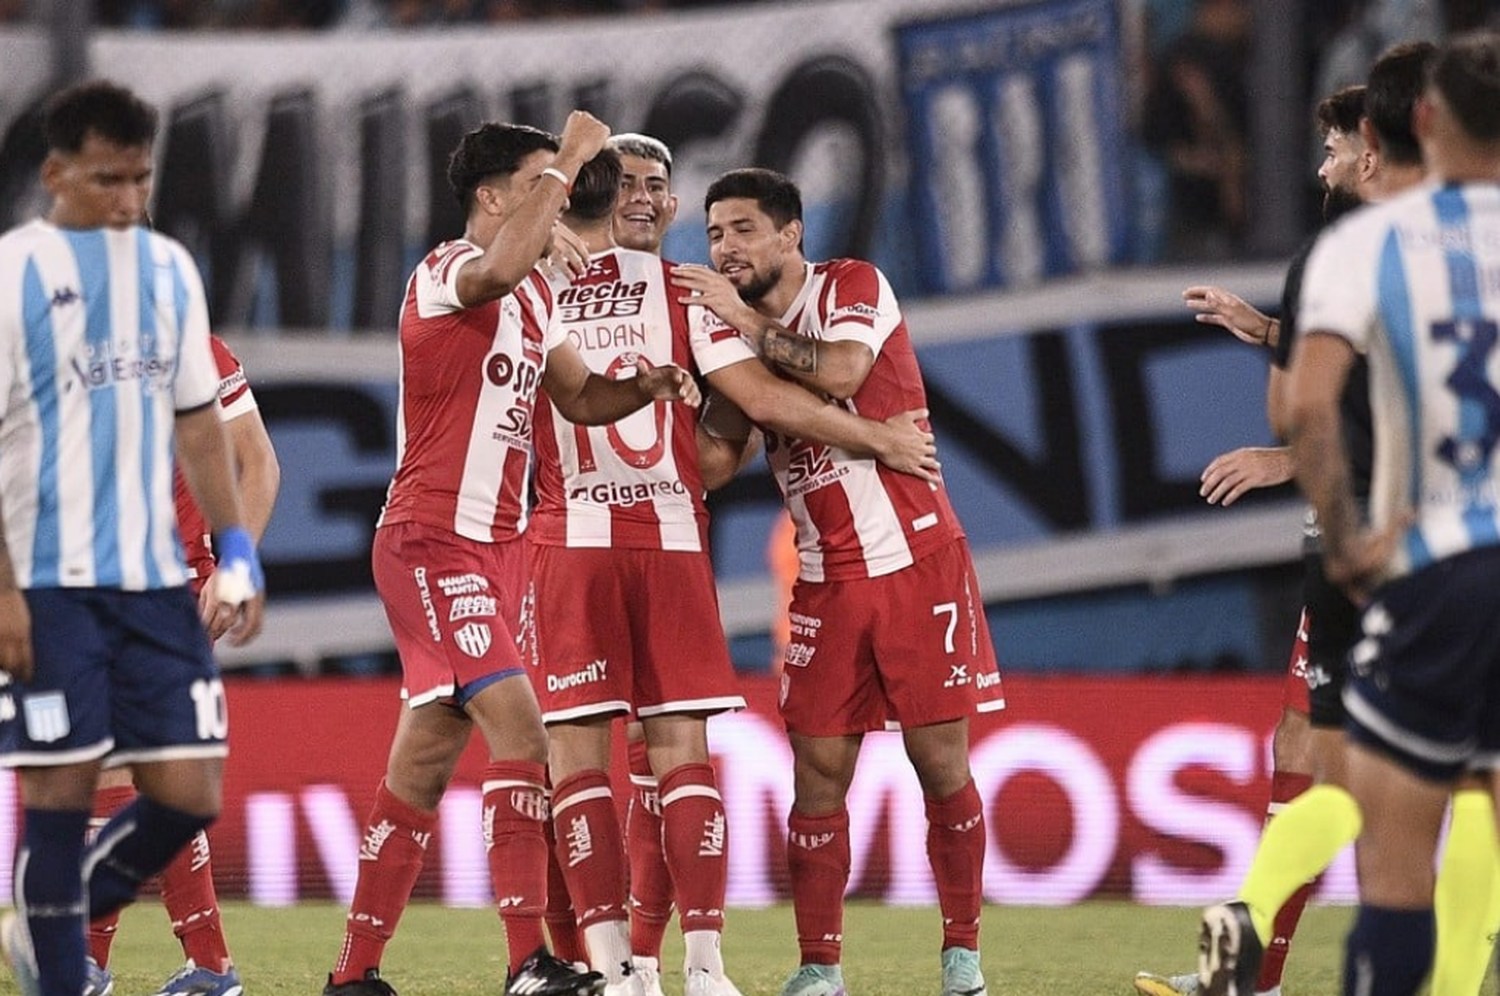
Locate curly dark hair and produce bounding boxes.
[1315,85,1365,138]
[704,168,802,229]
[43,79,158,154]
[446,122,558,210]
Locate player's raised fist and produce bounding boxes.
[558,110,610,162]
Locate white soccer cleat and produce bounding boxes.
[684,969,741,996]
[631,957,665,996]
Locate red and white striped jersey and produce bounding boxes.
[378,240,560,542]
[529,248,757,550]
[174,334,258,579]
[766,259,963,582]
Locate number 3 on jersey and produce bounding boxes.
[574,351,668,471]
[1433,317,1500,471]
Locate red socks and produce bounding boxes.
[86,786,136,967]
[786,808,850,965]
[332,781,437,985]
[926,780,985,951]
[658,764,727,935]
[551,769,629,931]
[483,761,551,973]
[160,831,232,973]
[544,813,588,965]
[627,740,672,959]
[1257,771,1315,992]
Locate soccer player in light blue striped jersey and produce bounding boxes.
[0,80,264,996]
[1287,31,1500,996]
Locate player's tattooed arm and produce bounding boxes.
[671,262,873,398]
[763,326,818,375]
[759,329,874,401]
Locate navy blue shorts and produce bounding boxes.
[0,588,228,767]
[1342,546,1500,782]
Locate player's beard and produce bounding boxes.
[1323,183,1362,223]
[735,260,783,303]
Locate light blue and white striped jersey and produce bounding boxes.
[0,219,220,590]
[1302,181,1500,579]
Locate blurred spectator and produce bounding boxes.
[98,0,342,27]
[1140,0,1251,261]
[1314,0,1443,96]
[1313,0,1497,102]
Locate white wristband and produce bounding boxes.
[541,167,572,192]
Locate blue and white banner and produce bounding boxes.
[896,0,1132,293]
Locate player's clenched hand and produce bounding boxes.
[635,358,701,408]
[206,527,266,647]
[557,110,610,165]
[1200,446,1293,506]
[197,571,246,642]
[1183,285,1273,347]
[204,571,265,647]
[877,408,940,483]
[0,589,33,683]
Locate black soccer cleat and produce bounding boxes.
[504,948,605,996]
[1197,901,1264,996]
[324,970,399,996]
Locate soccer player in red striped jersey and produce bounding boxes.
[605,134,682,996]
[672,169,1001,996]
[85,334,279,996]
[321,112,698,996]
[530,149,937,996]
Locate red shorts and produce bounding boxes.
[779,537,1004,736]
[530,545,744,722]
[372,521,527,708]
[1283,606,1312,714]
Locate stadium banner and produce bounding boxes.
[895,0,1131,294]
[0,0,1119,326]
[0,674,1355,907]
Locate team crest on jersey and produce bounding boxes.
[453,621,492,658]
[22,691,70,743]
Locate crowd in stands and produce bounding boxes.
[0,0,764,29]
[1127,0,1497,262]
[3,0,1496,268]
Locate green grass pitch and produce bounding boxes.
[69,900,1453,996]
